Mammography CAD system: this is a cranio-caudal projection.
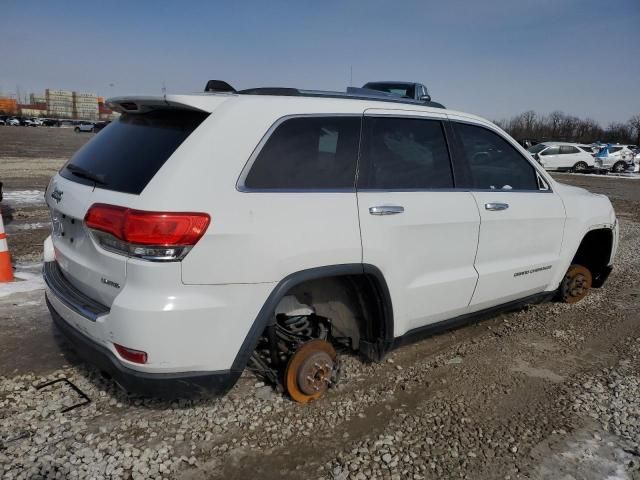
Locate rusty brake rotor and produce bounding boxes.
[284,339,337,404]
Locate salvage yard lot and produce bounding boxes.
[1,127,639,479]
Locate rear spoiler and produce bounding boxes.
[106,95,229,114]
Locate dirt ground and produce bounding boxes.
[1,126,639,479]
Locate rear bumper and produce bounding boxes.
[47,295,240,396]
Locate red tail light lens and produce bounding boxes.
[114,343,148,364]
[85,204,210,261]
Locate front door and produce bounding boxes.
[357,110,481,335]
[449,119,566,310]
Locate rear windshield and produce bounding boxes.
[60,109,209,194]
[364,83,416,99]
[527,143,547,154]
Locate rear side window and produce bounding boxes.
[60,110,208,194]
[243,116,360,190]
[454,123,538,191]
[608,147,622,153]
[560,145,580,154]
[579,146,593,153]
[541,146,560,156]
[358,117,453,189]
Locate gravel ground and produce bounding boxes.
[1,127,639,479]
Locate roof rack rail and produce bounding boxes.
[203,80,445,109]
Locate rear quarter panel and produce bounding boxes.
[141,97,368,285]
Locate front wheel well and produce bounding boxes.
[571,228,613,287]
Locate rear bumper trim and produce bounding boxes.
[46,296,240,396]
[43,261,109,321]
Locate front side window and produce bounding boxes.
[243,116,360,190]
[358,117,453,189]
[454,123,538,191]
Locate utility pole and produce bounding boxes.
[349,65,353,87]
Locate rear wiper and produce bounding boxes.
[65,164,107,186]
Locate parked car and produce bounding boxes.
[74,121,95,133]
[594,144,635,173]
[0,118,5,126]
[29,118,43,126]
[360,81,448,108]
[43,83,618,401]
[527,142,595,172]
[6,117,20,126]
[92,121,110,132]
[42,118,59,127]
[577,145,596,154]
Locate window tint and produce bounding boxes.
[454,123,538,191]
[527,143,548,154]
[579,146,593,153]
[608,147,622,153]
[560,145,580,154]
[541,146,560,156]
[358,117,453,189]
[244,116,360,190]
[363,83,416,99]
[60,110,209,194]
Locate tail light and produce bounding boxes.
[85,203,210,261]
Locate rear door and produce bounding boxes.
[357,110,480,335]
[448,119,566,309]
[47,108,210,306]
[539,145,562,170]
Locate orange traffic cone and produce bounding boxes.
[0,211,14,282]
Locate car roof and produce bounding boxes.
[363,81,421,86]
[107,92,486,123]
[538,141,583,146]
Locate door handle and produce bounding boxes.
[369,205,404,215]
[485,202,509,211]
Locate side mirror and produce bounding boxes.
[419,94,431,102]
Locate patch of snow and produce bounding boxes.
[0,262,44,298]
[2,190,46,205]
[560,173,640,180]
[5,221,51,232]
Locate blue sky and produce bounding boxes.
[1,0,638,124]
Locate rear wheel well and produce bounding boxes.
[278,272,392,361]
[572,228,613,287]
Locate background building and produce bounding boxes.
[45,89,74,118]
[0,97,18,114]
[73,91,99,120]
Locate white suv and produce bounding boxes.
[594,145,636,173]
[43,84,618,402]
[527,142,595,172]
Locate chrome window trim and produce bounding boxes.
[236,113,362,193]
[237,113,556,194]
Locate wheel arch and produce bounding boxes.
[571,227,614,288]
[230,264,394,373]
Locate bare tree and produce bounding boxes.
[628,114,640,145]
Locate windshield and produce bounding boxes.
[363,83,416,99]
[60,109,209,194]
[527,144,548,154]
